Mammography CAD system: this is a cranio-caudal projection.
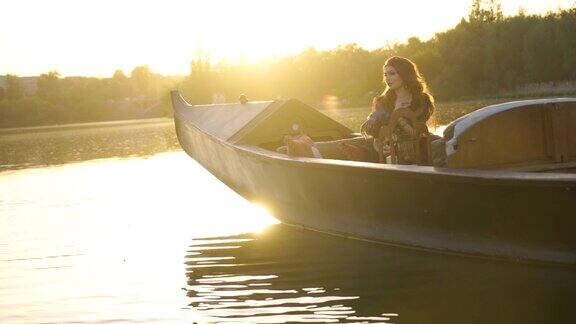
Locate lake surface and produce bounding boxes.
[1,121,575,323]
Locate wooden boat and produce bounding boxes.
[171,90,576,264]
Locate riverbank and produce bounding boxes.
[2,95,574,138]
[0,117,173,136]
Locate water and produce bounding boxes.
[1,122,575,323]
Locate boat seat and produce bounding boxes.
[444,100,576,170]
[377,107,432,165]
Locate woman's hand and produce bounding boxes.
[395,100,411,110]
[398,117,416,137]
[373,139,390,156]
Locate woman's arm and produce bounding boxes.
[361,109,389,137]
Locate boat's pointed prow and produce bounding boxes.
[171,90,191,111]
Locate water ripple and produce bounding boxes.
[184,233,394,323]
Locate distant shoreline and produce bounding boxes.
[3,93,575,136]
[0,117,174,136]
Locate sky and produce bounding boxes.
[1,0,574,77]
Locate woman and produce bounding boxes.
[286,56,435,164]
[360,56,435,164]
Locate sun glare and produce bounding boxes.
[80,152,280,238]
[1,0,575,76]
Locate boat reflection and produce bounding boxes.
[185,224,576,323]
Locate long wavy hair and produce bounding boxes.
[373,56,435,125]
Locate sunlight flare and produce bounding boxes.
[2,0,574,76]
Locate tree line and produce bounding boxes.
[0,68,181,128]
[1,0,575,128]
[180,1,576,106]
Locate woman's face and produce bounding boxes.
[383,65,404,91]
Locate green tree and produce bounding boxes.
[469,0,503,23]
[557,8,576,79]
[182,56,215,104]
[113,69,127,79]
[109,69,131,100]
[37,71,62,103]
[131,65,156,97]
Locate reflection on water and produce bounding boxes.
[186,228,576,323]
[1,122,575,323]
[185,232,396,323]
[0,120,180,171]
[0,149,278,323]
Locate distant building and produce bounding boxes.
[0,75,39,95]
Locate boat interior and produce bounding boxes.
[246,99,576,173]
[177,92,576,173]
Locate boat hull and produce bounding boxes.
[175,117,576,264]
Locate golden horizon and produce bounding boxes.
[1,0,574,77]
